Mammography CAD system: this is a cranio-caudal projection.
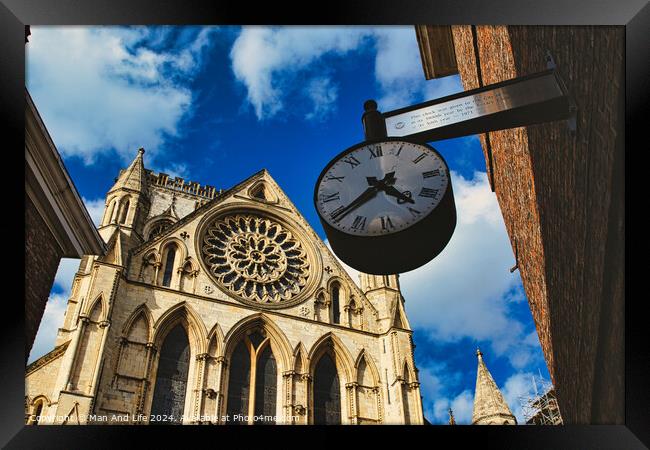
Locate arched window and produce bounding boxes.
[150,324,190,424]
[254,345,277,425]
[119,199,130,224]
[331,283,341,324]
[161,245,177,287]
[313,353,341,424]
[32,401,43,425]
[226,331,278,425]
[226,340,251,424]
[104,199,117,225]
[147,220,173,240]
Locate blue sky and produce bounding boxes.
[26,25,551,424]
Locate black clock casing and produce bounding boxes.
[314,138,456,274]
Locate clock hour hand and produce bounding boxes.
[330,186,379,223]
[366,172,396,187]
[382,185,415,204]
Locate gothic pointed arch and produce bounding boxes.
[152,302,208,355]
[83,293,106,322]
[354,349,380,387]
[293,342,308,374]
[224,313,292,371]
[222,314,289,425]
[307,332,354,386]
[390,299,410,330]
[312,351,341,425]
[28,395,50,425]
[206,322,225,358]
[158,237,187,287]
[401,359,417,384]
[247,179,279,203]
[122,304,153,343]
[118,195,132,224]
[143,214,178,242]
[103,196,119,225]
[150,323,191,424]
[327,277,347,325]
[354,349,382,423]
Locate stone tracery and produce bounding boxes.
[202,214,310,305]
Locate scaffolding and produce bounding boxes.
[519,372,564,425]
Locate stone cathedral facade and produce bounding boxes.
[26,149,424,425]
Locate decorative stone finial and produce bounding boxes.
[138,147,145,155]
[476,347,483,358]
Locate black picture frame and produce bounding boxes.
[2,0,645,447]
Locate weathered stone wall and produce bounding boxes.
[26,170,424,425]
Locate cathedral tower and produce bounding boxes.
[26,149,424,425]
[471,348,517,425]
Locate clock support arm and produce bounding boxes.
[361,68,576,143]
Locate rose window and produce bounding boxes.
[202,214,310,305]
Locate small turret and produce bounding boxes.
[359,273,409,332]
[97,148,151,264]
[471,348,517,425]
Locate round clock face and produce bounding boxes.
[315,140,449,236]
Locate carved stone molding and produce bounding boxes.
[196,353,210,362]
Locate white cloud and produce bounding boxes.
[501,371,538,424]
[28,293,69,364]
[27,26,217,164]
[53,258,81,292]
[28,258,81,364]
[324,170,541,368]
[430,390,474,424]
[230,26,371,120]
[82,197,106,227]
[304,77,338,121]
[229,26,464,120]
[398,171,541,366]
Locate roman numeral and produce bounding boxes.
[407,207,421,217]
[395,144,404,156]
[422,169,441,178]
[419,187,439,198]
[342,155,361,168]
[380,216,395,231]
[368,145,383,158]
[321,192,340,203]
[329,206,345,221]
[351,215,367,230]
[325,174,345,183]
[413,153,427,164]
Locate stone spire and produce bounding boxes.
[471,348,517,425]
[108,147,148,195]
[448,408,456,425]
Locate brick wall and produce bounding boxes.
[25,194,64,361]
[449,25,624,424]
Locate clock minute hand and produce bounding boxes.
[330,186,379,223]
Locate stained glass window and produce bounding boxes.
[331,284,340,324]
[313,353,341,424]
[226,340,251,424]
[161,246,176,287]
[150,324,190,425]
[254,345,277,425]
[226,333,279,425]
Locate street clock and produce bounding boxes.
[314,138,456,274]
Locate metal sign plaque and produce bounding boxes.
[385,71,565,137]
